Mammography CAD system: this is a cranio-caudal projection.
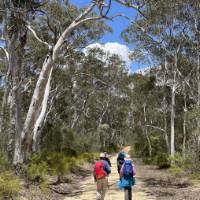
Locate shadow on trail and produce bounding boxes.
[71,166,92,177]
[143,177,190,188]
[138,174,192,199]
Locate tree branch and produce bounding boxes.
[26,25,51,49]
[114,0,139,9]
[145,125,165,132]
[0,47,9,61]
[53,3,101,59]
[114,0,146,18]
[75,3,96,22]
[104,13,130,21]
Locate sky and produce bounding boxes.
[0,1,146,71]
[70,0,144,71]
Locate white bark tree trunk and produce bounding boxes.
[197,54,200,152]
[164,110,169,153]
[170,84,175,157]
[32,67,53,152]
[143,104,152,157]
[14,3,102,164]
[182,83,187,157]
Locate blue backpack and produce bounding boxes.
[123,160,133,178]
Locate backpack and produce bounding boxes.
[123,160,133,178]
[94,161,107,179]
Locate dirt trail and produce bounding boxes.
[64,147,200,200]
[64,152,156,200]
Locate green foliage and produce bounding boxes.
[106,145,120,154]
[42,126,84,156]
[25,154,49,183]
[77,152,98,164]
[169,153,186,168]
[24,151,98,185]
[154,153,170,169]
[0,152,10,172]
[168,153,200,178]
[143,157,154,165]
[169,167,184,177]
[46,152,76,176]
[0,172,21,199]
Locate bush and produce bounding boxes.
[25,154,49,183]
[155,153,170,169]
[24,151,98,185]
[169,167,184,177]
[143,157,154,165]
[0,152,10,172]
[0,171,21,199]
[77,152,98,164]
[169,153,186,168]
[46,152,76,176]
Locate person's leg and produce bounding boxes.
[117,165,120,174]
[101,177,108,200]
[124,188,129,200]
[124,187,132,200]
[128,187,132,200]
[96,179,103,200]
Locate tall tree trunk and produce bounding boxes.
[197,54,200,152]
[9,35,25,165]
[182,83,187,157]
[170,52,178,157]
[164,111,169,154]
[170,82,176,157]
[143,104,152,158]
[32,67,53,152]
[11,2,102,165]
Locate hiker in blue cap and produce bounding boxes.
[117,150,126,174]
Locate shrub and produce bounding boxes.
[169,167,184,177]
[143,157,154,165]
[45,152,77,179]
[0,171,21,199]
[77,152,98,163]
[0,152,10,172]
[155,153,170,169]
[169,153,186,168]
[25,154,49,183]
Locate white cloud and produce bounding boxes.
[84,42,132,67]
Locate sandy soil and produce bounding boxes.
[18,147,200,200]
[64,149,156,200]
[63,147,200,200]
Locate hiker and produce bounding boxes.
[103,152,112,167]
[119,154,136,200]
[93,153,111,200]
[117,151,126,174]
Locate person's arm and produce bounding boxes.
[93,163,96,182]
[132,164,136,176]
[119,164,124,179]
[107,158,112,167]
[104,161,111,175]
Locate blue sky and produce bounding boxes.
[71,0,136,44]
[0,1,145,71]
[71,0,144,71]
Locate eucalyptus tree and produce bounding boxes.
[0,0,147,165]
[122,0,196,157]
[42,48,132,152]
